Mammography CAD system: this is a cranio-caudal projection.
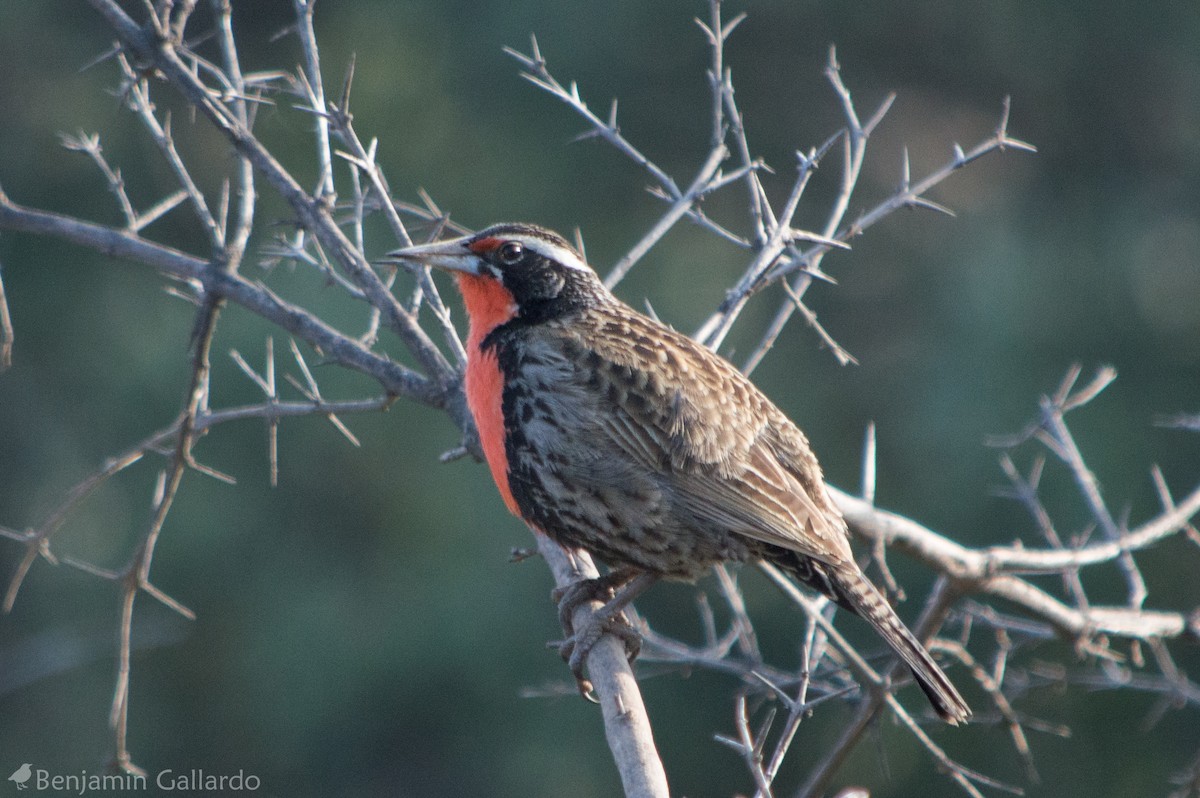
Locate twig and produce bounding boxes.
[604,143,728,288]
[763,566,1008,798]
[332,130,466,364]
[0,258,13,369]
[285,338,363,447]
[3,448,143,612]
[59,130,139,230]
[505,34,680,200]
[291,0,335,201]
[113,55,222,248]
[232,339,281,484]
[713,694,775,798]
[1037,367,1147,609]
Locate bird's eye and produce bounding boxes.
[498,241,524,265]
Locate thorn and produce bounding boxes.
[692,17,716,45]
[1062,365,1117,410]
[861,421,877,505]
[1002,136,1038,155]
[906,195,956,217]
[785,226,851,250]
[1154,413,1200,432]
[722,12,748,40]
[440,445,469,463]
[1052,362,1084,404]
[141,580,197,620]
[813,129,842,162]
[509,547,541,563]
[998,94,1013,135]
[500,45,529,67]
[804,265,838,285]
[572,228,587,262]
[187,457,237,485]
[863,92,896,136]
[570,129,604,144]
[338,52,356,114]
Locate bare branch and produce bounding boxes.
[291,0,335,201]
[535,536,671,798]
[331,126,466,364]
[0,187,446,411]
[3,446,143,612]
[85,0,456,391]
[605,143,728,288]
[831,481,1200,641]
[505,35,681,200]
[59,130,137,227]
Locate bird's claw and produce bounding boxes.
[550,574,644,700]
[551,614,643,698]
[545,637,599,701]
[552,576,617,637]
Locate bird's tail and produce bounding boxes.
[791,557,972,725]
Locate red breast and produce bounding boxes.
[456,272,522,516]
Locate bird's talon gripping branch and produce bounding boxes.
[547,637,598,702]
[552,581,600,636]
[553,589,645,700]
[553,570,633,634]
[562,612,642,702]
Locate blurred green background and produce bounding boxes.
[1,2,1198,796]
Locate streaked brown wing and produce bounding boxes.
[677,431,855,563]
[559,308,855,566]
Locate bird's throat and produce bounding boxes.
[457,273,521,516]
[457,273,519,350]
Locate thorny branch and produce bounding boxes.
[0,1,1196,796]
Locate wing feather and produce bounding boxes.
[552,310,854,566]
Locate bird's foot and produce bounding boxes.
[552,609,643,701]
[552,568,636,636]
[549,569,655,701]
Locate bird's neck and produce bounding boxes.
[456,273,519,354]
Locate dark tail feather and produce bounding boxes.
[791,557,972,725]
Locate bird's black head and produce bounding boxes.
[386,222,611,324]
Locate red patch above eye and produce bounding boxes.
[468,237,503,255]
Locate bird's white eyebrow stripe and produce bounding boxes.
[515,236,590,272]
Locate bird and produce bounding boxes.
[9,763,32,789]
[385,222,971,724]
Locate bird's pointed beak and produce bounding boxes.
[380,235,482,275]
